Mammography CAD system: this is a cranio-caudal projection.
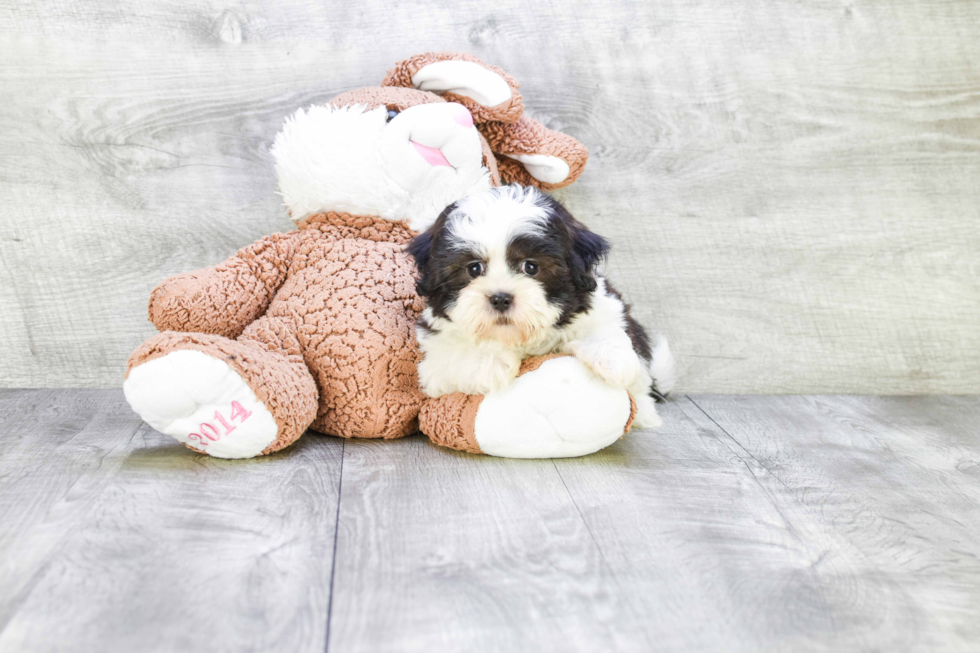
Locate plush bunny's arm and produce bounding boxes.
[148,232,299,338]
[420,355,637,458]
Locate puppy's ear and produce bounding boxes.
[570,226,610,293]
[406,202,456,297]
[406,230,434,277]
[382,52,524,124]
[572,224,610,270]
[549,199,608,292]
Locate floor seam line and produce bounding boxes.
[685,396,850,634]
[685,396,847,582]
[551,459,657,650]
[0,415,148,638]
[686,395,793,493]
[324,438,345,653]
[551,460,612,571]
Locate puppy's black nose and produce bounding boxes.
[488,292,513,312]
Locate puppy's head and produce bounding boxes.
[408,185,609,345]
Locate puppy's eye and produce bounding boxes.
[386,109,400,123]
[521,260,539,276]
[466,261,484,278]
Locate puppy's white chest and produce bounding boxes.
[416,329,522,397]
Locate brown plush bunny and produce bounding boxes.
[123,53,636,459]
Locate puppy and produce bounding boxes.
[407,184,676,428]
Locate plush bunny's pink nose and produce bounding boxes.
[449,103,474,128]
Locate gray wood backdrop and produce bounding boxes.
[1,0,978,393]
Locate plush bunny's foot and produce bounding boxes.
[125,325,318,458]
[421,355,637,458]
[125,349,279,459]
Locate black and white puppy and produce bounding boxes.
[407,184,676,428]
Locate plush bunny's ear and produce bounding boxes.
[480,115,589,190]
[382,52,524,123]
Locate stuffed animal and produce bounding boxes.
[123,52,638,459]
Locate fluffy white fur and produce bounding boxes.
[444,182,552,244]
[649,335,678,398]
[271,102,491,231]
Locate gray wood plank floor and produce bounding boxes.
[0,390,977,652]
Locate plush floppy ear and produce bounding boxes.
[382,52,524,124]
[480,115,589,190]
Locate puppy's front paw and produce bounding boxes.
[418,350,520,397]
[568,340,643,389]
[457,353,520,395]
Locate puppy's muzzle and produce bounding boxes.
[488,292,513,313]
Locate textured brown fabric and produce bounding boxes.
[328,86,444,113]
[148,232,299,339]
[481,115,589,190]
[478,131,502,187]
[381,52,524,124]
[269,213,425,440]
[624,394,638,434]
[418,393,484,454]
[517,353,570,376]
[297,211,415,244]
[135,211,426,446]
[126,321,319,456]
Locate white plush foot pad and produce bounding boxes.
[473,357,633,458]
[123,350,278,459]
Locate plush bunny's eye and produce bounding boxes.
[386,109,400,123]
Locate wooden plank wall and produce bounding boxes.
[1,0,978,393]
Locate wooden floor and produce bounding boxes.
[0,390,978,652]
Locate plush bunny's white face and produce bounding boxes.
[272,101,491,231]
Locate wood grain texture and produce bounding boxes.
[684,393,980,651]
[548,395,976,652]
[1,0,979,392]
[327,436,649,653]
[1,391,979,650]
[0,389,343,653]
[322,393,980,652]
